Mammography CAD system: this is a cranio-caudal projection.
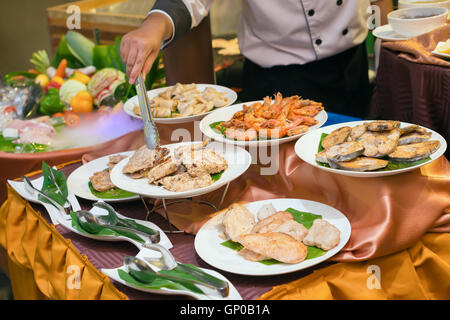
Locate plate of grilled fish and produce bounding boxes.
[67,152,140,202]
[194,198,351,276]
[199,93,328,147]
[124,83,238,124]
[295,120,447,177]
[109,140,252,199]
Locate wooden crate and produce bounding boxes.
[46,0,148,52]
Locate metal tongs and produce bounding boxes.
[135,73,160,149]
[142,243,230,297]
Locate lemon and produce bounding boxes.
[436,40,450,54]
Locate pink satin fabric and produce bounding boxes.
[82,126,450,262]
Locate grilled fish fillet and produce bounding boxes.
[238,248,268,262]
[180,148,228,177]
[251,211,293,234]
[388,140,440,162]
[240,232,308,264]
[347,124,367,141]
[147,157,180,184]
[302,219,340,251]
[122,146,169,174]
[358,132,397,158]
[321,127,351,149]
[107,154,127,170]
[156,172,213,192]
[89,170,115,192]
[325,141,364,163]
[332,157,388,172]
[222,203,256,243]
[364,120,400,132]
[272,220,309,242]
[400,125,428,136]
[398,132,431,146]
[315,149,328,163]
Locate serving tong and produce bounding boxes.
[135,73,160,150]
[73,201,160,242]
[125,243,229,298]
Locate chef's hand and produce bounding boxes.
[120,12,173,84]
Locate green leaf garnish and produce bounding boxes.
[88,181,136,199]
[39,162,68,206]
[210,170,224,181]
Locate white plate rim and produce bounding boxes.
[372,24,410,41]
[294,120,448,178]
[199,101,328,147]
[432,41,450,59]
[194,198,352,276]
[109,141,252,199]
[66,151,140,203]
[123,84,238,124]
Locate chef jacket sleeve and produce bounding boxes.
[149,0,213,48]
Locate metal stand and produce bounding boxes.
[140,182,230,234]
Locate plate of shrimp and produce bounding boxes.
[199,93,328,146]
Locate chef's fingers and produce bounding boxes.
[129,47,152,85]
[142,51,159,80]
[126,45,139,81]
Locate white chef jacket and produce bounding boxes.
[151,0,371,68]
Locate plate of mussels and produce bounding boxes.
[295,120,447,178]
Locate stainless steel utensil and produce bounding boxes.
[75,210,160,243]
[124,255,229,297]
[22,176,70,215]
[92,201,160,239]
[143,243,229,297]
[135,73,160,149]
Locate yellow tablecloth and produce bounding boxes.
[1,184,450,300]
[0,185,128,300]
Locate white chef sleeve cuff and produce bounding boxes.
[147,9,176,49]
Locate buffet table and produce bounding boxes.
[1,111,449,300]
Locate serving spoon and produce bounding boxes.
[75,210,160,243]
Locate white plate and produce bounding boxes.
[66,151,139,203]
[57,204,173,251]
[194,198,351,276]
[295,120,447,178]
[110,141,252,199]
[101,248,242,300]
[8,176,81,225]
[199,101,328,147]
[372,24,410,41]
[123,84,238,124]
[432,41,450,59]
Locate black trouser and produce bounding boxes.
[240,42,371,119]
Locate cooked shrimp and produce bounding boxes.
[225,128,258,141]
